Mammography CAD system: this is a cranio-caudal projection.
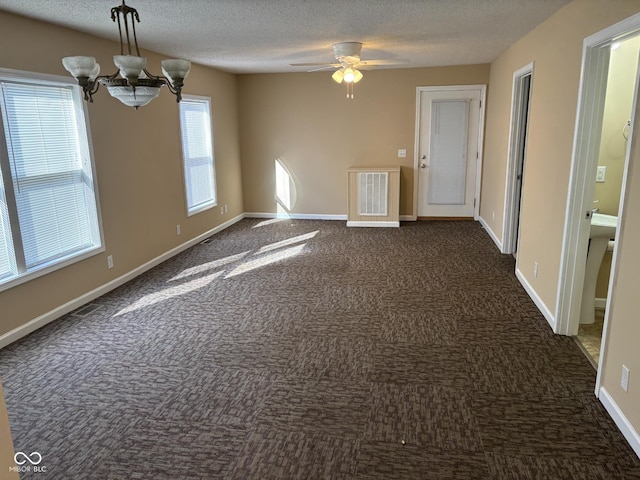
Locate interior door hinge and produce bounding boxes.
[479,100,482,108]
[474,198,477,207]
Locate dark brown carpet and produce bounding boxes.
[1,219,639,479]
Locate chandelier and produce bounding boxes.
[62,1,191,109]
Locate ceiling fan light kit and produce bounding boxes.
[290,41,407,100]
[332,42,363,99]
[62,0,191,109]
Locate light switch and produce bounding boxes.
[397,149,407,158]
[596,166,606,183]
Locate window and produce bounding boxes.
[179,95,217,215]
[0,69,102,290]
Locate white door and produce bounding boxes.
[416,87,484,217]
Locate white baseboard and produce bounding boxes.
[478,215,503,252]
[346,221,400,228]
[246,212,415,223]
[244,212,347,221]
[595,297,607,311]
[599,387,640,459]
[515,267,556,330]
[0,214,244,350]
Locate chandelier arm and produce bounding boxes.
[143,69,183,102]
[78,77,103,103]
[83,71,120,101]
[83,82,99,103]
[141,68,160,80]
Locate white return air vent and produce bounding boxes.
[347,167,400,227]
[359,172,388,216]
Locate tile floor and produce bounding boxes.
[576,310,605,367]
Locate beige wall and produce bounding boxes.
[0,11,243,336]
[601,92,640,429]
[481,0,640,313]
[238,65,489,217]
[482,0,640,437]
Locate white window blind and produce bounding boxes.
[179,96,216,215]
[0,72,102,289]
[428,99,469,205]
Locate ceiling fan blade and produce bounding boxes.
[306,65,341,72]
[289,62,339,67]
[356,59,410,67]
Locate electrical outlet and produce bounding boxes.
[224,204,228,213]
[492,211,495,222]
[397,149,407,158]
[534,262,539,278]
[596,166,606,183]
[107,255,113,269]
[621,365,630,392]
[176,224,181,235]
[221,206,224,214]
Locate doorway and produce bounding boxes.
[575,35,640,367]
[414,86,486,219]
[555,13,640,392]
[503,64,533,256]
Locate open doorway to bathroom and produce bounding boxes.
[575,35,640,368]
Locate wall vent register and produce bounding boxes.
[347,167,400,227]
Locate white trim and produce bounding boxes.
[555,33,612,336]
[413,85,486,221]
[515,267,555,330]
[599,387,640,459]
[244,212,348,221]
[475,88,487,221]
[0,214,244,350]
[478,215,503,251]
[0,66,76,85]
[503,62,534,255]
[587,12,640,45]
[594,297,607,311]
[346,221,399,228]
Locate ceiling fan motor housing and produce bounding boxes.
[333,42,362,62]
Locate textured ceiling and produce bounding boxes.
[0,0,571,73]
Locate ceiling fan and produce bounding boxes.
[290,42,408,99]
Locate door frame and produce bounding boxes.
[555,12,640,340]
[412,85,487,220]
[503,63,534,254]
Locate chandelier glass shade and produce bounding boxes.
[62,1,191,108]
